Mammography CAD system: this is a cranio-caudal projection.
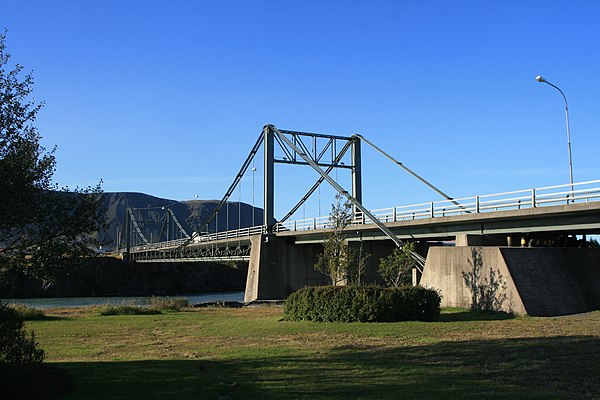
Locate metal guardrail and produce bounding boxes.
[192,226,265,242]
[129,226,265,252]
[130,180,600,251]
[276,180,600,231]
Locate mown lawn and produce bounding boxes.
[26,307,600,399]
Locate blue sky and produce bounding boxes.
[4,1,600,221]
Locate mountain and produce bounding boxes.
[99,192,263,251]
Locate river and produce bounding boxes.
[1,291,245,309]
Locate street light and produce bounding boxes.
[535,75,574,197]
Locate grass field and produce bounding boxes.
[26,306,600,399]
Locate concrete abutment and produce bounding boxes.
[244,235,327,302]
[420,246,600,316]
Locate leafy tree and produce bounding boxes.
[0,31,106,288]
[314,194,354,286]
[378,242,416,287]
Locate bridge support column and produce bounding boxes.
[351,136,362,211]
[264,125,276,232]
[244,234,328,302]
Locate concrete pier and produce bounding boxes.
[244,235,327,302]
[420,246,600,316]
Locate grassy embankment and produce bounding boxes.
[27,306,600,399]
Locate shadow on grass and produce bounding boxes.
[438,310,516,322]
[0,364,72,400]
[54,336,599,400]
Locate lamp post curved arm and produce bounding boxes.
[536,75,574,194]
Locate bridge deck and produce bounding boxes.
[127,180,600,260]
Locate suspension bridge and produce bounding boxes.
[118,125,600,308]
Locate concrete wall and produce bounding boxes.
[500,248,600,316]
[347,240,397,285]
[420,247,525,314]
[421,246,600,316]
[245,235,328,302]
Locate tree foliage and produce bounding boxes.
[378,242,416,287]
[314,194,354,286]
[0,31,106,286]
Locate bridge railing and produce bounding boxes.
[310,179,600,228]
[275,215,332,232]
[191,225,266,242]
[130,238,189,252]
[129,226,265,252]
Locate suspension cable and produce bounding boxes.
[181,131,264,248]
[354,134,465,211]
[168,209,190,239]
[127,208,150,245]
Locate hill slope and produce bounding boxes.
[100,192,263,250]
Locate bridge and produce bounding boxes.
[119,125,600,313]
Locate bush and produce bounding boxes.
[284,285,441,323]
[149,296,189,311]
[92,303,161,316]
[8,303,47,320]
[0,302,46,396]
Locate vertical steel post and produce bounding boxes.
[351,136,363,214]
[125,210,131,254]
[264,125,275,232]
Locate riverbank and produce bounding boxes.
[25,307,600,399]
[3,291,245,309]
[1,257,248,298]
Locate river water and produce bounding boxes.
[1,291,245,309]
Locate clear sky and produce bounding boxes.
[4,1,600,222]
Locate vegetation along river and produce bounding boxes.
[2,291,245,309]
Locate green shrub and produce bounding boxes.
[149,296,189,311]
[8,303,47,320]
[284,285,441,322]
[0,303,45,364]
[0,302,46,396]
[92,303,161,316]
